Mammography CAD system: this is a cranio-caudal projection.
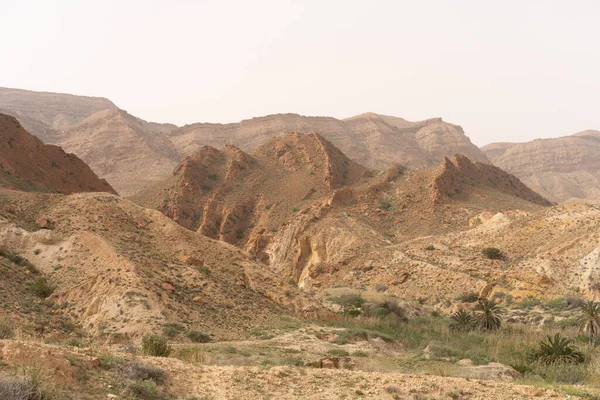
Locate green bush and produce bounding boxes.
[130,379,160,399]
[31,277,54,298]
[482,247,503,260]
[187,331,211,343]
[528,334,585,365]
[141,335,172,357]
[449,309,474,332]
[326,349,349,356]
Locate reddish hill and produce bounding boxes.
[132,132,369,244]
[0,113,116,195]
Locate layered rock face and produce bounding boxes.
[0,86,117,131]
[1,87,492,196]
[58,110,180,196]
[0,113,116,195]
[483,131,600,202]
[170,112,489,170]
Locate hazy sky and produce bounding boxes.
[1,0,599,146]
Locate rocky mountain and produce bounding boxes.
[0,87,178,195]
[170,112,489,170]
[1,87,493,197]
[58,109,180,196]
[482,130,600,202]
[133,132,369,242]
[134,132,554,301]
[0,113,116,195]
[0,86,117,132]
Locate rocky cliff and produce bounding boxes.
[170,112,489,170]
[483,130,600,202]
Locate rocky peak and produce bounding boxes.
[431,154,551,206]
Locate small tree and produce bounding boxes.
[578,300,600,338]
[528,333,585,365]
[474,299,502,331]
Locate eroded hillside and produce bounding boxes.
[0,114,116,195]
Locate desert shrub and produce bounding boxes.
[98,353,120,370]
[0,316,14,339]
[162,323,184,338]
[449,309,474,332]
[331,294,365,315]
[123,361,166,382]
[512,296,541,309]
[129,379,161,399]
[425,244,435,251]
[141,335,172,357]
[31,278,54,298]
[565,295,585,309]
[0,375,41,400]
[545,297,567,309]
[527,363,590,385]
[378,201,392,210]
[455,292,479,303]
[528,334,585,365]
[326,349,349,357]
[352,351,368,357]
[366,300,407,321]
[187,331,211,343]
[482,247,503,260]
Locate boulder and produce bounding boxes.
[461,362,522,381]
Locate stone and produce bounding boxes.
[161,282,176,292]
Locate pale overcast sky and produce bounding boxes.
[1,0,598,146]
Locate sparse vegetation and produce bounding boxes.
[141,335,172,357]
[0,375,47,400]
[0,316,14,339]
[123,360,166,382]
[378,201,392,211]
[455,292,479,303]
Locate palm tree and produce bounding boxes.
[528,333,585,365]
[449,309,474,332]
[578,300,600,338]
[474,299,502,331]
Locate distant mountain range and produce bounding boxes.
[1,86,598,202]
